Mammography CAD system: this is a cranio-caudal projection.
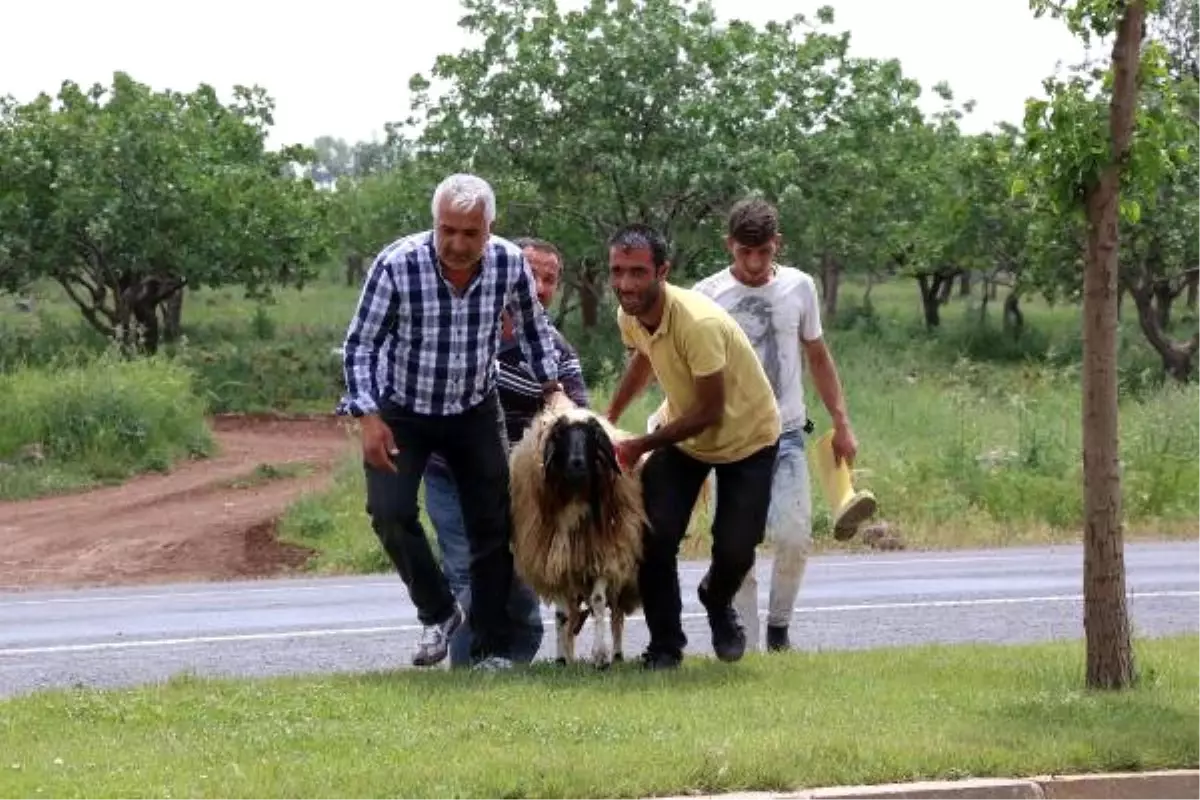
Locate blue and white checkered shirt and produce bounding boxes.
[337,231,560,418]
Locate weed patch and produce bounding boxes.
[0,353,213,500]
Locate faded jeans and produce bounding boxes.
[732,428,813,649]
[363,391,518,662]
[424,462,545,668]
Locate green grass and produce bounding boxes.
[799,291,1200,548]
[0,351,214,500]
[0,636,1195,798]
[3,275,1197,554]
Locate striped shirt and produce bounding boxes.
[427,322,589,475]
[337,231,559,418]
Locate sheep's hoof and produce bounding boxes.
[593,658,612,672]
[554,657,568,667]
[612,652,624,663]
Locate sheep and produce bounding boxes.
[508,396,647,668]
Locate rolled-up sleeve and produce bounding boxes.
[338,254,398,416]
[508,255,559,384]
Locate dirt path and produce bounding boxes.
[0,415,359,591]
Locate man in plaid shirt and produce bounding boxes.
[337,173,564,671]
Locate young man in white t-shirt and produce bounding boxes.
[681,196,865,652]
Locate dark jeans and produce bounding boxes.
[638,440,780,659]
[424,462,544,668]
[363,391,515,661]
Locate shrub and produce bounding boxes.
[0,352,213,499]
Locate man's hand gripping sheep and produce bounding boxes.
[507,393,648,668]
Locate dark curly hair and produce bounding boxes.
[727,197,779,247]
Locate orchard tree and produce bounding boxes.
[770,57,931,321]
[1020,0,1199,379]
[1020,0,1173,690]
[405,0,855,326]
[0,72,332,353]
[911,124,1035,328]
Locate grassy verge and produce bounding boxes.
[1,636,1195,798]
[277,367,1196,571]
[0,353,214,500]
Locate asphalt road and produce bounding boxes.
[1,541,1196,698]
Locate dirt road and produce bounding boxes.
[0,415,359,591]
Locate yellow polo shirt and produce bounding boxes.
[618,283,781,464]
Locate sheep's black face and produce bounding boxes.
[542,416,621,502]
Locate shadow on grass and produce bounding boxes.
[970,658,1200,777]
[350,655,754,695]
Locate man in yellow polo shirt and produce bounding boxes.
[605,223,781,670]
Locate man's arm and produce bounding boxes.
[796,274,852,433]
[637,371,724,451]
[605,349,655,423]
[803,337,850,430]
[507,255,560,391]
[339,254,399,417]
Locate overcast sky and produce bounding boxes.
[4,0,1091,148]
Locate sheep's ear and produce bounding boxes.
[589,420,621,475]
[542,429,558,471]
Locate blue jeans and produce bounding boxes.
[424,462,545,667]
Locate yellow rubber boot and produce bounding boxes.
[807,430,878,541]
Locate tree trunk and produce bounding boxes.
[1152,281,1174,330]
[577,260,602,329]
[959,271,971,297]
[345,252,366,287]
[132,299,161,355]
[916,274,942,329]
[1131,286,1199,381]
[820,253,841,321]
[937,270,956,304]
[1003,292,1024,336]
[1186,269,1198,309]
[979,279,991,324]
[553,278,575,328]
[161,288,184,344]
[1081,0,1144,692]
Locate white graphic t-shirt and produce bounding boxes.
[691,265,823,433]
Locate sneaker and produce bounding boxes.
[412,602,464,667]
[698,581,746,663]
[639,649,682,671]
[472,655,514,672]
[766,624,791,652]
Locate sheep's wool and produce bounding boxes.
[508,403,647,605]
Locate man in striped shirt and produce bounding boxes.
[424,237,590,668]
[337,173,564,672]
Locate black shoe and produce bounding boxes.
[766,624,791,652]
[698,582,746,663]
[639,649,682,671]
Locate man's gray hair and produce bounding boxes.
[431,173,496,225]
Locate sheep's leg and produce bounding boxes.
[555,602,575,665]
[611,605,625,663]
[589,579,611,669]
